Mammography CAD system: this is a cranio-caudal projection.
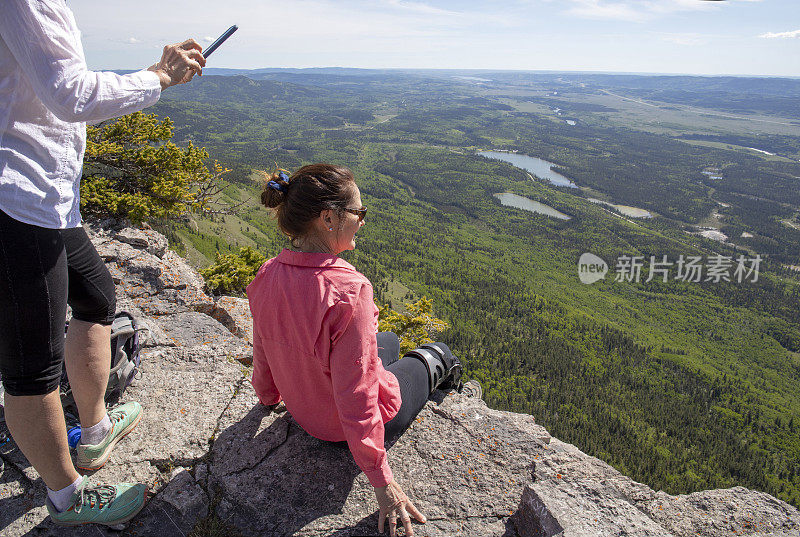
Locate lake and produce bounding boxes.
[479,151,578,188]
[454,76,491,82]
[493,192,571,220]
[481,150,653,218]
[747,147,775,156]
[587,198,653,218]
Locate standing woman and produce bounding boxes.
[0,0,204,526]
[247,164,465,537]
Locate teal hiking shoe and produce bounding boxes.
[46,476,146,527]
[76,401,142,471]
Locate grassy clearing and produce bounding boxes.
[496,90,800,137]
[383,278,416,311]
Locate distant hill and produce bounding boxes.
[161,75,320,104]
[198,67,800,95]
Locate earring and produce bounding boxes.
[328,227,333,231]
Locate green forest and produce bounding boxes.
[138,70,800,508]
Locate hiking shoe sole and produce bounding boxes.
[462,380,483,400]
[76,401,142,472]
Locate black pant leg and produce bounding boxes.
[376,332,400,368]
[62,226,116,325]
[383,355,431,441]
[0,210,68,396]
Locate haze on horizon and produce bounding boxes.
[71,0,799,78]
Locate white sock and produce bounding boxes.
[79,414,112,446]
[47,476,82,512]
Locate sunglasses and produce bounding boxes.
[345,206,367,222]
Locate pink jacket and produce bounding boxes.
[246,249,402,487]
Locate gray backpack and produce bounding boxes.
[60,311,147,418]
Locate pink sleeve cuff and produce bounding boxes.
[365,461,393,488]
[257,394,282,406]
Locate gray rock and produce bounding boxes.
[116,346,247,465]
[3,225,799,537]
[194,462,209,488]
[510,486,564,537]
[161,250,210,297]
[510,438,800,537]
[158,311,242,349]
[207,386,800,537]
[91,226,215,317]
[122,469,209,537]
[0,345,247,536]
[210,296,254,345]
[114,228,169,258]
[156,470,209,526]
[0,454,48,536]
[207,385,548,537]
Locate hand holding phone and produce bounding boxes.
[148,25,237,90]
[148,38,206,90]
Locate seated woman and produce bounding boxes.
[247,163,464,537]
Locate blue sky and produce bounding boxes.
[70,0,799,76]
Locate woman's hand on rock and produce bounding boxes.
[148,39,206,90]
[375,480,426,536]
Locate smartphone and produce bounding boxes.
[203,25,238,58]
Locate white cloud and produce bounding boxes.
[203,36,215,42]
[649,0,717,15]
[125,37,141,44]
[760,29,800,39]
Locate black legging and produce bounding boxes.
[377,332,431,442]
[0,209,116,396]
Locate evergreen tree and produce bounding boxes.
[81,112,228,223]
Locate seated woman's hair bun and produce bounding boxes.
[259,163,356,243]
[261,170,291,209]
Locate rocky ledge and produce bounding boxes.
[1,224,798,537]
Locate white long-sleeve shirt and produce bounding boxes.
[0,0,162,229]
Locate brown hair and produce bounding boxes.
[261,163,356,244]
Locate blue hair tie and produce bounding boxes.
[267,180,286,193]
[267,171,290,193]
